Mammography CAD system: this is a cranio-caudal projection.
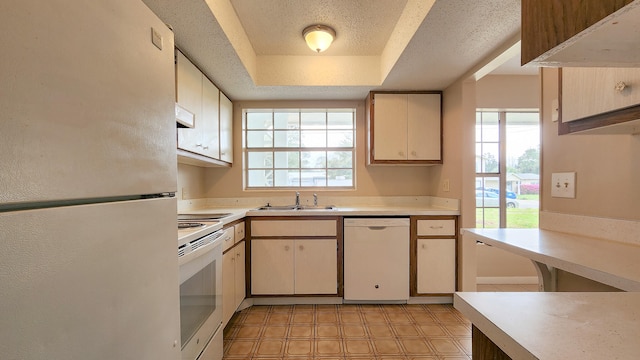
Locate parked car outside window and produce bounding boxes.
[476,187,517,199]
[476,190,518,208]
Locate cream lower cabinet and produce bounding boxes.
[251,239,337,295]
[222,241,245,325]
[222,221,246,326]
[250,218,340,296]
[412,217,457,295]
[417,238,455,293]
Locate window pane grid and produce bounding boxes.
[244,109,355,189]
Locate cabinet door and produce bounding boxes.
[222,250,235,325]
[219,92,233,163]
[251,240,294,294]
[373,93,407,160]
[562,67,640,122]
[407,93,441,160]
[416,238,455,293]
[234,242,246,309]
[294,239,337,294]
[176,51,203,154]
[200,77,220,159]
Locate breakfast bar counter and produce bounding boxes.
[462,228,640,292]
[454,292,640,360]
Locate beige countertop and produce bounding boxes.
[179,205,459,223]
[462,228,640,292]
[454,292,640,360]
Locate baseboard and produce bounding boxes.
[250,297,343,305]
[477,276,538,285]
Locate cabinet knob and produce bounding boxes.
[422,244,426,249]
[196,143,202,147]
[615,81,628,93]
[411,151,417,156]
[284,245,290,251]
[299,245,304,251]
[237,253,241,258]
[374,284,380,289]
[203,145,209,149]
[398,151,404,156]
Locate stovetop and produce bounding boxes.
[177,220,223,248]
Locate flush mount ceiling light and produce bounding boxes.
[302,24,336,53]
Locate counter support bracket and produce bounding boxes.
[532,261,557,292]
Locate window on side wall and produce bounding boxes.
[243,108,355,189]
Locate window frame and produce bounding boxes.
[242,108,356,190]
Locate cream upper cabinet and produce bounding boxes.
[407,94,442,161]
[219,92,233,164]
[175,50,233,166]
[175,51,202,155]
[200,77,220,159]
[371,94,407,160]
[559,67,640,134]
[367,92,442,165]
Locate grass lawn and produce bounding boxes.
[518,194,539,201]
[476,207,539,228]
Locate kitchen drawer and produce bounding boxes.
[417,219,455,236]
[251,220,337,237]
[234,222,245,243]
[221,227,235,252]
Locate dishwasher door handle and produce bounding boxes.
[367,226,387,230]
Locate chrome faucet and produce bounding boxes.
[313,193,318,207]
[295,192,300,207]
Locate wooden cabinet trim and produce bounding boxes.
[521,0,634,65]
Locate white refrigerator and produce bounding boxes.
[0,1,181,359]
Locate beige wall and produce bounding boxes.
[177,163,206,200]
[201,100,433,198]
[540,68,640,221]
[476,74,540,109]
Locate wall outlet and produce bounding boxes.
[551,172,576,198]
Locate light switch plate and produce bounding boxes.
[151,27,163,50]
[551,172,576,198]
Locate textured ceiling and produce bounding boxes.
[142,0,524,101]
[231,0,407,56]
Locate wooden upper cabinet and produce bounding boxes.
[521,0,640,67]
[367,91,442,165]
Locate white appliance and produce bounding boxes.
[0,1,181,359]
[343,218,410,301]
[178,226,224,360]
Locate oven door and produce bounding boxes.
[179,231,223,360]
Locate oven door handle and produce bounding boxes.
[178,230,224,267]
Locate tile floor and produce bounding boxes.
[223,303,472,360]
[222,284,538,359]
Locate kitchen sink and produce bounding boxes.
[255,205,337,211]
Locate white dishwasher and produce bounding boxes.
[343,218,410,301]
